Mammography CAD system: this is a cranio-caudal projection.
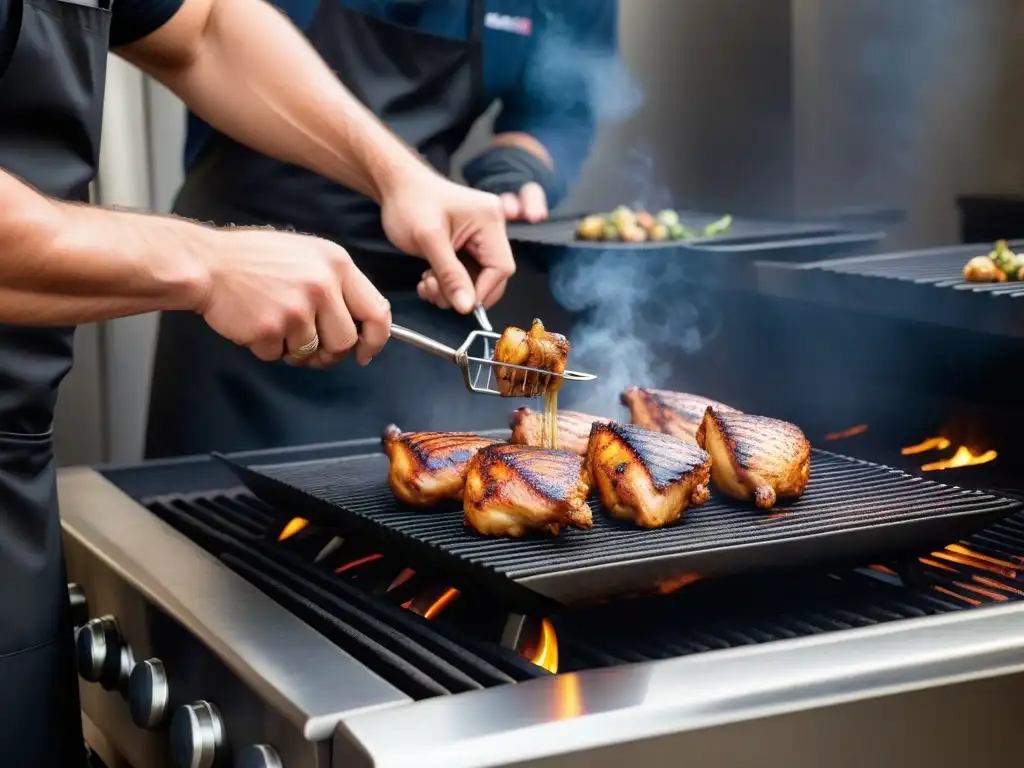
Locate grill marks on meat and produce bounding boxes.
[695,408,811,509]
[493,319,570,398]
[381,425,500,507]
[508,407,607,455]
[588,422,712,528]
[463,444,593,537]
[621,386,737,443]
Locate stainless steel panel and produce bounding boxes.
[58,467,411,745]
[334,601,1024,767]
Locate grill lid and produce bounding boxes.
[216,449,1022,610]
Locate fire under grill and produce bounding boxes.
[755,240,1024,337]
[143,481,1024,686]
[215,450,1021,609]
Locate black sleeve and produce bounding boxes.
[109,0,186,47]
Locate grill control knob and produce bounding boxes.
[67,583,88,628]
[171,701,224,768]
[128,658,169,729]
[237,745,283,768]
[75,616,123,688]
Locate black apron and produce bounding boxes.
[0,0,110,764]
[146,0,518,457]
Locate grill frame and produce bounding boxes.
[755,240,1024,337]
[215,449,1022,610]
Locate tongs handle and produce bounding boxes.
[389,324,462,364]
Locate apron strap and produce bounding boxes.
[467,0,485,44]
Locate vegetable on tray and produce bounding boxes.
[962,240,1022,283]
[575,207,733,243]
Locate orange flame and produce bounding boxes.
[933,585,981,606]
[526,619,559,674]
[334,554,382,574]
[902,437,951,456]
[653,572,703,595]
[278,517,309,541]
[824,424,869,441]
[421,587,461,620]
[920,445,998,472]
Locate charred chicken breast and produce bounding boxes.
[695,408,811,509]
[588,421,712,528]
[509,407,607,455]
[493,319,570,398]
[621,386,738,444]
[381,425,500,508]
[463,444,593,537]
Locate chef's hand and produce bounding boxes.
[380,168,516,314]
[499,182,549,224]
[196,227,392,367]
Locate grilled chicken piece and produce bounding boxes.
[463,444,593,537]
[695,408,811,509]
[381,425,500,508]
[493,319,570,398]
[588,422,712,528]
[508,407,607,455]
[620,386,738,444]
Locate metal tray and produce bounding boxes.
[755,241,1024,338]
[215,449,1022,611]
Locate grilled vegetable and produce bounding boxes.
[655,209,680,228]
[649,223,670,242]
[463,444,593,537]
[588,421,712,529]
[634,210,656,230]
[963,255,1004,283]
[620,224,648,243]
[602,223,621,242]
[576,215,606,241]
[609,206,635,231]
[703,214,733,237]
[990,240,1019,277]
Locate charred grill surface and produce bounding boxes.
[621,387,738,443]
[464,444,593,537]
[509,407,607,455]
[381,425,500,507]
[697,408,812,509]
[588,422,712,529]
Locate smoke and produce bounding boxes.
[550,249,713,417]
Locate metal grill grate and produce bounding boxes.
[755,241,1024,336]
[217,450,1022,609]
[144,490,546,699]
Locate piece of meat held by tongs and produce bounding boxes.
[621,387,738,444]
[493,319,569,398]
[384,313,595,397]
[463,444,593,537]
[588,421,712,529]
[508,407,608,455]
[696,407,811,509]
[381,425,500,507]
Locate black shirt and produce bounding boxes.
[0,0,185,68]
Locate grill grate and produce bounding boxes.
[144,490,546,699]
[217,449,1022,609]
[756,241,1024,337]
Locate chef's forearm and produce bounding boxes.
[121,0,426,204]
[0,171,210,324]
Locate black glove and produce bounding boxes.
[462,145,566,209]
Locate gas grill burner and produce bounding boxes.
[215,449,1022,609]
[143,484,1024,681]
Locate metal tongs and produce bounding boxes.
[390,305,597,396]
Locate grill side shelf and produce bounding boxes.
[213,451,1023,610]
[755,241,1024,338]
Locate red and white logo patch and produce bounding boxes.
[484,11,532,35]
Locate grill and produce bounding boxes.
[143,489,546,699]
[215,449,1021,609]
[141,481,1024,676]
[507,214,884,269]
[756,240,1024,337]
